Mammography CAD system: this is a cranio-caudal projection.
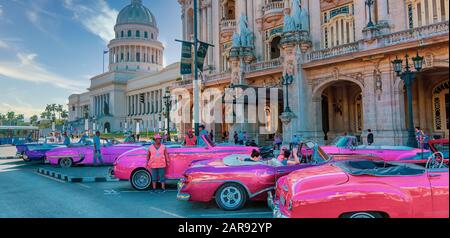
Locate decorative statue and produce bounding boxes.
[291,0,303,30]
[238,14,254,47]
[299,6,310,31]
[232,32,241,47]
[283,12,296,32]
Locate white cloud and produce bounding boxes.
[63,0,118,43]
[0,53,88,92]
[0,40,7,49]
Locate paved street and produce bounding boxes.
[0,146,272,218]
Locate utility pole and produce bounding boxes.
[193,0,200,137]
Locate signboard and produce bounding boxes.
[180,42,193,75]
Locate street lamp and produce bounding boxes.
[280,73,295,113]
[391,52,424,148]
[163,89,172,141]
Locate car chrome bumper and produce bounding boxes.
[176,180,190,201]
[268,192,288,218]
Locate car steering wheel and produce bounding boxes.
[426,152,445,169]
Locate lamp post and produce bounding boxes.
[365,0,375,28]
[281,73,295,113]
[391,52,424,148]
[163,89,172,142]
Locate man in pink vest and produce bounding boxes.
[147,134,169,193]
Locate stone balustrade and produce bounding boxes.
[246,58,282,73]
[308,21,449,62]
[383,20,449,46]
[263,1,285,14]
[220,19,237,31]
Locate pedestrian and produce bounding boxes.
[184,129,197,146]
[146,134,169,193]
[79,132,88,144]
[243,131,248,144]
[420,129,429,150]
[93,131,104,166]
[291,135,300,150]
[274,134,282,150]
[63,132,71,146]
[367,129,374,145]
[415,127,422,148]
[198,125,209,146]
[233,131,238,144]
[209,130,214,142]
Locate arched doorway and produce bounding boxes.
[408,67,449,139]
[319,81,363,142]
[104,122,111,133]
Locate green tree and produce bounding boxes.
[30,115,39,126]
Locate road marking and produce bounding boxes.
[103,189,120,195]
[149,206,185,218]
[77,183,91,189]
[198,211,272,217]
[34,172,66,184]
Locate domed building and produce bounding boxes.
[109,0,163,72]
[68,0,180,135]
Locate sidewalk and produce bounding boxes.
[0,146,18,159]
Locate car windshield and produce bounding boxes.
[332,136,350,147]
[316,146,331,163]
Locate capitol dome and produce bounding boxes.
[116,0,157,27]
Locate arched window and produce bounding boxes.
[121,31,124,38]
[136,30,140,37]
[321,3,355,48]
[270,36,281,59]
[410,0,449,27]
[151,33,154,39]
[136,52,141,62]
[144,32,148,38]
[127,30,132,37]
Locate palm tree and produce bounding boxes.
[30,115,38,126]
[6,112,15,125]
[57,104,63,120]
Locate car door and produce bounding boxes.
[427,168,449,218]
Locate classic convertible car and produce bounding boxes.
[269,152,448,218]
[111,135,258,191]
[177,142,384,211]
[45,138,147,168]
[322,136,432,162]
[16,143,66,162]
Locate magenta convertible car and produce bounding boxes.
[45,139,147,168]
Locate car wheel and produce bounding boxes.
[59,158,73,168]
[215,183,247,211]
[342,212,384,218]
[22,153,31,162]
[131,169,152,191]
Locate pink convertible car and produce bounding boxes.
[111,135,257,191]
[270,153,449,218]
[323,136,431,162]
[45,139,149,168]
[177,142,386,211]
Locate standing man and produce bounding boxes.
[415,127,422,149]
[233,131,238,144]
[93,131,104,166]
[63,132,71,146]
[147,134,169,193]
[367,129,374,145]
[184,129,197,146]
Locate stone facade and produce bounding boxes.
[177,0,449,145]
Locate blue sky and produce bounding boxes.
[0,0,181,119]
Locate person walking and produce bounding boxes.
[367,129,374,145]
[63,132,71,146]
[274,134,282,150]
[184,129,197,146]
[209,130,214,142]
[146,134,169,193]
[415,127,422,148]
[233,131,238,144]
[93,131,104,166]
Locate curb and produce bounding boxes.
[0,156,18,160]
[37,168,119,183]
